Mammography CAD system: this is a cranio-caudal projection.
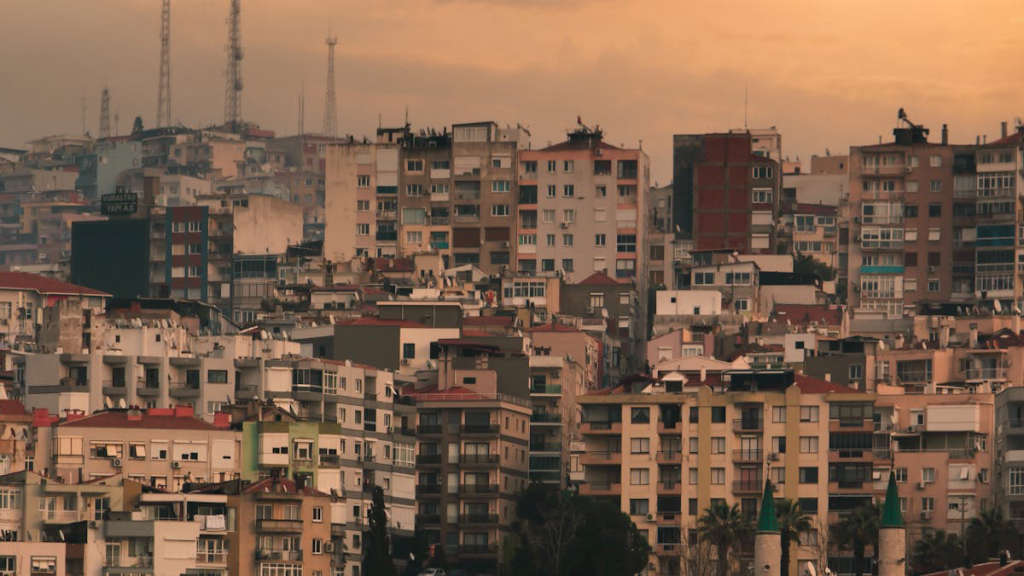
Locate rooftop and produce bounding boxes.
[575,271,623,286]
[57,408,225,431]
[769,304,843,327]
[0,271,110,297]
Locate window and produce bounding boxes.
[312,538,323,555]
[615,259,636,278]
[631,407,650,424]
[930,180,942,193]
[689,468,699,485]
[629,499,649,516]
[546,185,556,198]
[772,406,786,423]
[546,160,557,173]
[402,343,416,360]
[562,234,574,247]
[594,207,607,222]
[929,155,942,168]
[490,204,510,217]
[752,189,773,204]
[631,438,650,454]
[904,205,919,218]
[928,227,941,241]
[711,407,726,423]
[895,467,908,483]
[596,185,607,197]
[542,209,555,223]
[491,180,511,193]
[800,437,819,453]
[357,199,370,212]
[563,160,574,173]
[799,467,818,484]
[800,406,819,422]
[928,279,940,292]
[849,364,863,380]
[545,234,556,247]
[406,159,423,172]
[595,233,606,246]
[562,259,574,272]
[710,468,725,485]
[630,468,650,485]
[772,436,786,454]
[563,209,576,223]
[922,468,935,483]
[356,223,369,236]
[711,437,725,454]
[563,184,575,197]
[616,234,636,253]
[406,184,424,197]
[94,497,110,521]
[928,204,941,218]
[357,175,370,187]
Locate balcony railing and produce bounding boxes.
[530,412,561,423]
[530,385,562,395]
[195,551,227,564]
[254,518,303,533]
[461,423,498,434]
[417,424,442,434]
[461,453,499,464]
[416,454,442,465]
[733,449,763,463]
[461,484,499,494]
[418,484,442,494]
[459,514,499,524]
[656,450,682,462]
[733,418,763,433]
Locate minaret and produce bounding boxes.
[754,480,781,576]
[879,472,906,576]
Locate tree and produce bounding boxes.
[966,507,1018,564]
[363,486,396,576]
[507,484,650,576]
[912,530,964,574]
[794,252,835,282]
[697,501,753,576]
[131,116,144,135]
[830,503,880,576]
[776,498,813,576]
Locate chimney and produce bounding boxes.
[941,124,948,145]
[1002,121,1008,139]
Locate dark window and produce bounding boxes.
[798,498,818,514]
[904,252,917,267]
[688,498,698,515]
[928,252,941,266]
[689,407,699,423]
[711,407,726,423]
[629,499,649,515]
[403,343,416,359]
[490,251,510,265]
[207,370,228,383]
[928,204,942,218]
[904,205,919,218]
[631,408,650,424]
[799,467,819,484]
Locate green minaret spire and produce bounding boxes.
[881,471,904,528]
[757,479,779,532]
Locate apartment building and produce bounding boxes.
[672,132,781,254]
[577,370,864,576]
[406,336,532,574]
[38,406,240,489]
[527,352,585,487]
[517,126,650,287]
[847,119,956,315]
[790,203,839,269]
[0,272,109,348]
[0,399,32,474]
[646,184,676,288]
[559,271,643,378]
[972,130,1024,308]
[873,392,993,540]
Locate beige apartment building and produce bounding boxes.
[517,126,650,286]
[578,370,872,576]
[39,406,240,488]
[792,203,838,269]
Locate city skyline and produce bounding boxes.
[2,0,1022,184]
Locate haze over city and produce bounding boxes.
[3,0,1023,182]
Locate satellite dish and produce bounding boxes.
[118,399,128,409]
[103,397,113,409]
[994,299,1003,313]
[58,529,65,542]
[805,562,817,576]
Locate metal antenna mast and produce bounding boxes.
[157,0,171,126]
[224,0,243,130]
[323,35,339,138]
[100,87,111,138]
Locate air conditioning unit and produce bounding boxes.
[646,514,654,521]
[917,481,927,489]
[501,241,510,248]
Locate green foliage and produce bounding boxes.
[830,503,880,576]
[507,484,651,576]
[775,499,813,576]
[363,486,397,576]
[794,253,835,282]
[697,501,754,576]
[912,530,964,574]
[965,507,1019,564]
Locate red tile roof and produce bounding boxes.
[793,203,836,216]
[923,561,1024,576]
[770,304,843,327]
[58,410,223,430]
[241,477,329,497]
[0,399,31,420]
[528,321,580,333]
[0,271,109,297]
[576,271,622,286]
[984,131,1022,147]
[794,373,859,394]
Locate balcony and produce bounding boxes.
[195,551,227,565]
[732,449,763,464]
[530,412,561,425]
[461,484,500,495]
[375,231,398,242]
[418,484,442,495]
[417,424,442,435]
[658,420,682,434]
[656,450,682,463]
[430,216,450,226]
[530,441,561,453]
[581,421,622,435]
[459,514,499,525]
[829,418,874,432]
[255,549,303,562]
[430,241,449,250]
[733,419,763,433]
[459,544,498,556]
[416,514,441,525]
[829,449,874,461]
[430,191,450,202]
[461,453,499,465]
[102,381,127,396]
[103,557,154,575]
[41,509,80,523]
[255,518,303,533]
[318,453,341,467]
[828,480,867,491]
[965,366,1008,381]
[732,481,762,494]
[168,383,200,399]
[416,454,442,465]
[461,423,498,434]
[530,384,562,396]
[657,481,681,494]
[580,481,621,496]
[581,449,621,465]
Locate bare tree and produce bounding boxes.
[678,538,720,576]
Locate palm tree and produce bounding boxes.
[698,501,753,576]
[912,530,964,573]
[966,507,1018,563]
[776,499,813,576]
[831,503,880,576]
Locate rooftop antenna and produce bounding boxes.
[224,0,243,131]
[81,95,87,136]
[99,87,111,139]
[298,82,305,136]
[744,83,748,130]
[157,0,172,127]
[114,109,120,136]
[323,34,339,138]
